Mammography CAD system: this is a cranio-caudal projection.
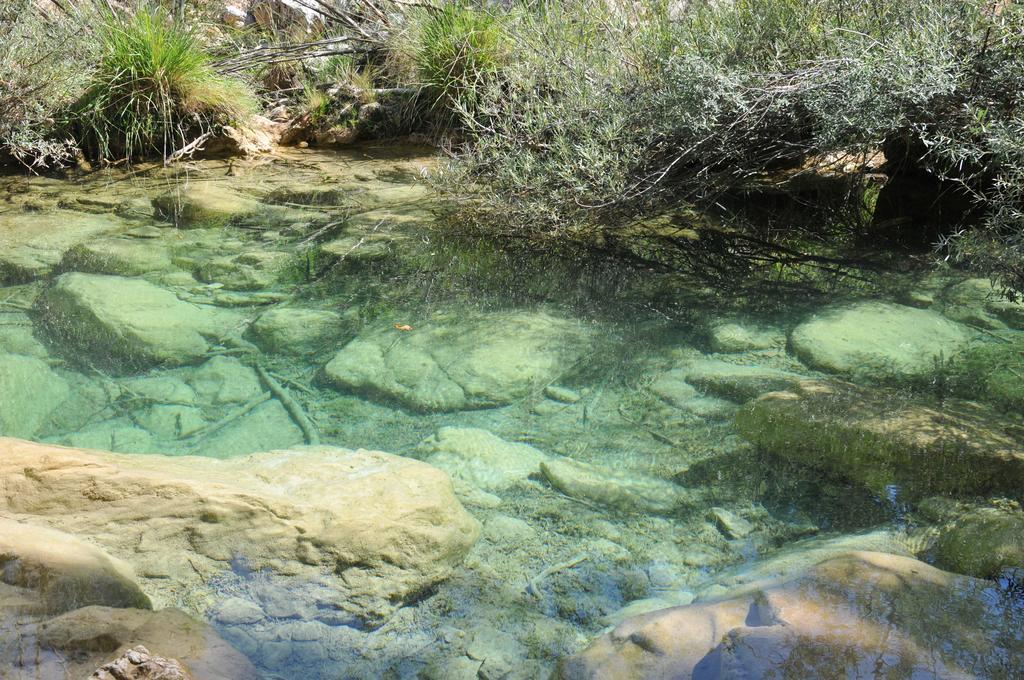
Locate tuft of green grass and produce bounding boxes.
[72,6,257,162]
[414,2,506,125]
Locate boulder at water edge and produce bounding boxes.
[0,437,480,624]
[789,301,975,381]
[38,273,241,370]
[557,551,1024,679]
[735,379,1024,496]
[0,518,150,614]
[324,311,594,412]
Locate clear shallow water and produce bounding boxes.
[1,147,1022,678]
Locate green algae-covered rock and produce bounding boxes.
[0,211,130,283]
[60,236,176,277]
[940,277,1024,330]
[0,353,68,438]
[935,507,1024,579]
[38,272,240,370]
[680,358,806,402]
[951,333,1024,411]
[735,379,1024,497]
[250,307,344,355]
[152,183,262,228]
[790,301,975,382]
[707,319,784,353]
[324,310,594,412]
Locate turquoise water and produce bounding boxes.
[1,147,1022,678]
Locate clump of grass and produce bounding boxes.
[413,2,506,126]
[72,6,257,162]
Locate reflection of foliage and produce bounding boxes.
[438,0,1024,297]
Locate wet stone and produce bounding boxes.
[0,353,68,438]
[680,358,807,402]
[708,507,754,539]
[187,356,262,405]
[250,307,344,355]
[324,310,594,412]
[540,457,698,515]
[790,301,976,382]
[419,427,549,492]
[216,598,267,626]
[544,384,581,403]
[708,319,784,353]
[38,272,241,370]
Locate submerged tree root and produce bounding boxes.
[187,392,273,442]
[525,553,590,598]
[255,363,321,445]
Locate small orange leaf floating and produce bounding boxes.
[393,323,413,331]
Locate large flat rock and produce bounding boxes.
[0,211,130,283]
[324,311,594,412]
[0,438,480,624]
[37,273,241,370]
[735,379,1024,496]
[557,551,1024,679]
[790,301,975,382]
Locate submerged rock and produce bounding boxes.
[250,307,344,355]
[200,399,304,457]
[324,311,594,412]
[419,427,549,492]
[187,356,262,405]
[0,321,50,358]
[679,358,806,402]
[789,301,975,382]
[557,551,1024,679]
[707,507,754,539]
[0,438,479,624]
[735,379,1024,496]
[38,273,241,370]
[940,278,1024,330]
[0,353,68,438]
[0,518,150,614]
[707,320,784,353]
[194,250,296,291]
[934,507,1024,579]
[39,606,256,680]
[951,333,1024,411]
[152,183,261,228]
[540,457,698,515]
[60,236,176,277]
[0,211,130,283]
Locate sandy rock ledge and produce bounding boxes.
[0,437,480,625]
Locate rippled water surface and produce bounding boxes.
[1,147,1022,678]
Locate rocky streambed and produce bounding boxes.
[0,147,1023,678]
